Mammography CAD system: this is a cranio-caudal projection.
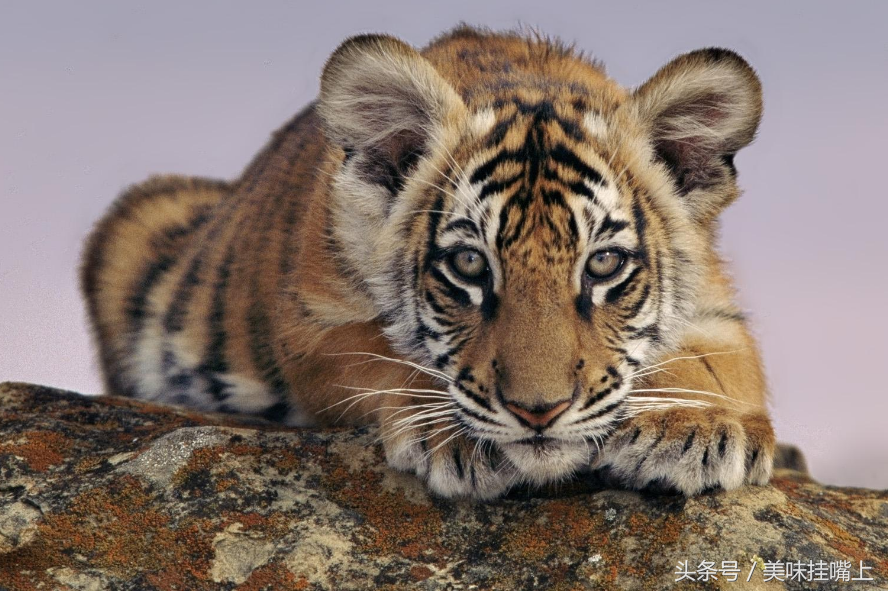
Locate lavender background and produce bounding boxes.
[2,1,886,488]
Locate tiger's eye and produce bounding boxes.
[586,250,625,279]
[450,249,488,280]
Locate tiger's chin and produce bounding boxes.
[501,438,592,487]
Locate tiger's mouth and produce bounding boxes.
[514,434,559,448]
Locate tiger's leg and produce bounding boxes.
[379,400,519,500]
[292,333,520,500]
[594,319,776,495]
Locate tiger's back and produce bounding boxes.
[82,107,330,420]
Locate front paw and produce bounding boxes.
[383,421,517,500]
[594,407,774,495]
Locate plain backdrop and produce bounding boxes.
[1,1,886,488]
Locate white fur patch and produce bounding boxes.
[470,108,496,136]
[583,111,609,139]
[590,180,619,209]
[501,441,589,486]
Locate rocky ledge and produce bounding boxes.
[0,382,885,590]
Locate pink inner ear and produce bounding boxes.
[653,92,734,196]
[661,92,732,134]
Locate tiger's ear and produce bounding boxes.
[319,34,466,195]
[633,48,762,218]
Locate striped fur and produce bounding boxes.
[82,26,774,499]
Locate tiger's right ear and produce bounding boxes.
[632,48,763,219]
[319,34,466,194]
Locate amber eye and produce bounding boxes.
[585,249,625,280]
[449,248,488,281]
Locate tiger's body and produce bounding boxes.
[82,26,775,499]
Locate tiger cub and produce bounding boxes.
[82,26,775,499]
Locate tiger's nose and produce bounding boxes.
[504,399,572,429]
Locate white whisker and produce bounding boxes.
[628,388,757,407]
[321,387,449,413]
[626,349,744,378]
[324,351,452,382]
[391,408,459,428]
[381,417,458,443]
[400,423,460,448]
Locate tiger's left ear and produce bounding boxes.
[319,34,467,196]
[633,48,762,218]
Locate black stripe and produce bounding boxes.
[470,150,515,184]
[260,402,290,422]
[566,180,599,204]
[477,174,522,201]
[441,336,471,360]
[575,291,593,322]
[422,195,445,272]
[429,267,472,307]
[483,114,517,148]
[246,301,290,397]
[635,432,664,472]
[579,399,623,422]
[127,255,175,326]
[125,212,215,395]
[552,115,585,142]
[699,354,728,395]
[480,288,499,322]
[163,211,231,334]
[415,320,443,342]
[625,324,660,342]
[443,219,481,236]
[718,432,728,457]
[682,430,697,454]
[700,307,747,323]
[424,289,449,316]
[605,267,642,304]
[549,144,605,186]
[631,198,648,256]
[126,212,212,328]
[456,382,493,412]
[458,404,507,427]
[623,284,650,320]
[581,386,612,410]
[197,243,237,400]
[594,215,630,241]
[452,446,465,480]
[433,315,456,328]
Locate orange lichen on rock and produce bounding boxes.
[0,430,70,472]
[237,563,301,591]
[322,464,446,557]
[502,500,606,563]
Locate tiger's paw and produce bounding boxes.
[594,407,775,495]
[384,422,518,500]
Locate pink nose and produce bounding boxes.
[505,400,571,429]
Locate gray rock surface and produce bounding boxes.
[0,382,885,590]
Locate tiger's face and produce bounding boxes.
[402,102,698,481]
[319,35,760,483]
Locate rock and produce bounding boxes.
[0,381,885,590]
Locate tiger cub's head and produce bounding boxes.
[318,32,762,482]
